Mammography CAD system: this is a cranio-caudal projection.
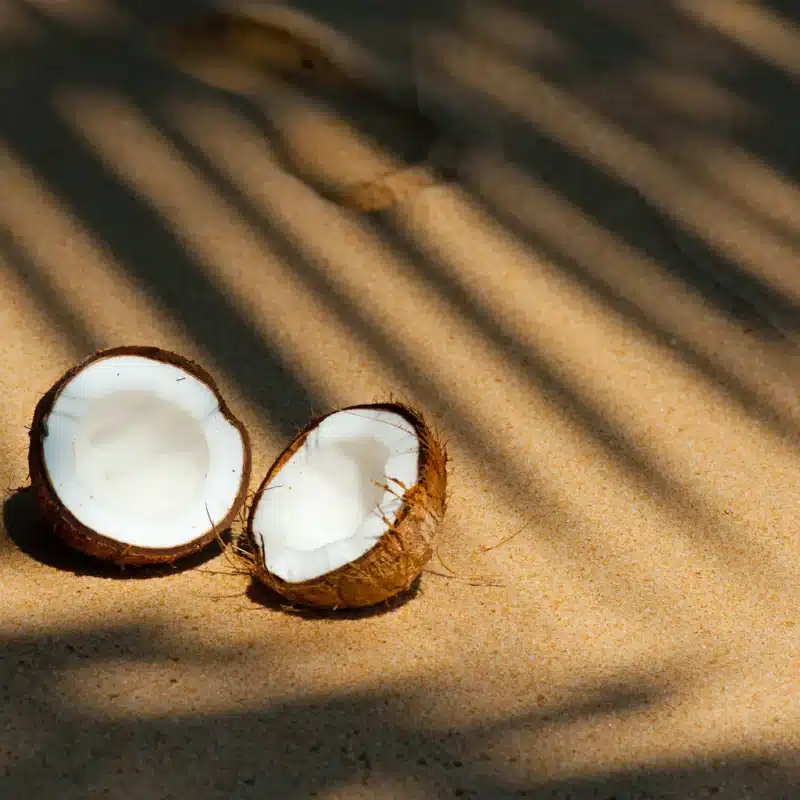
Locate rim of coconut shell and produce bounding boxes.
[243,401,448,609]
[27,345,252,566]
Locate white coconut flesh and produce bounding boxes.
[40,356,246,549]
[252,408,420,583]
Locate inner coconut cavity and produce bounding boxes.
[41,356,246,549]
[252,408,420,583]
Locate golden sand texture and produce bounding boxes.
[1,2,799,797]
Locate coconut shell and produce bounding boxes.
[246,402,448,609]
[27,345,252,566]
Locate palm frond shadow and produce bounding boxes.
[1,0,797,619]
[0,623,796,798]
[1,1,799,795]
[2,0,318,440]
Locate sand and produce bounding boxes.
[1,1,799,797]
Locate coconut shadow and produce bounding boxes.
[2,486,225,579]
[244,573,423,619]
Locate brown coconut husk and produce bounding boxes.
[27,345,252,566]
[153,6,454,213]
[244,402,448,609]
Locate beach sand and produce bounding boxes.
[1,1,799,797]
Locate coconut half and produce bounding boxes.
[28,346,251,566]
[245,402,448,609]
